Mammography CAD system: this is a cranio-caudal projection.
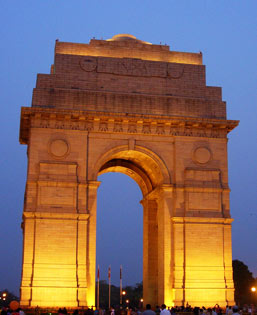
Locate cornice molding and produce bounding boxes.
[23,211,89,221]
[19,107,239,144]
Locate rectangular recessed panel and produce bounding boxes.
[188,192,220,211]
[39,186,75,206]
[40,163,77,176]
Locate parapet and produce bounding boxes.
[55,33,203,65]
[29,34,227,120]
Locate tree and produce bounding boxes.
[123,282,143,309]
[0,290,19,308]
[232,260,256,305]
[95,281,143,309]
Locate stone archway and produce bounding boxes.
[19,35,238,308]
[94,147,172,307]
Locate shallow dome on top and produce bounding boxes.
[107,34,151,45]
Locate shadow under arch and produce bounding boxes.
[92,145,171,196]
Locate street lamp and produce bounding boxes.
[1,292,7,306]
[2,293,7,301]
[250,286,256,304]
[120,290,126,307]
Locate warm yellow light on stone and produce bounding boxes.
[107,33,152,45]
[19,34,238,309]
[55,34,202,64]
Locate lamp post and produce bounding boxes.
[121,291,126,307]
[250,286,256,307]
[2,292,7,307]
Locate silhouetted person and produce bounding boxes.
[232,306,240,315]
[143,305,155,315]
[160,305,170,315]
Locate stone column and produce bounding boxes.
[179,217,234,307]
[172,217,185,306]
[77,213,90,306]
[142,197,158,307]
[86,180,101,307]
[20,212,35,306]
[156,185,174,306]
[223,219,234,305]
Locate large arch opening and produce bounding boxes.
[96,172,143,305]
[92,147,171,307]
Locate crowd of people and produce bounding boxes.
[60,304,255,315]
[0,304,255,315]
[0,308,25,315]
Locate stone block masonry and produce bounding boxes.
[19,34,238,308]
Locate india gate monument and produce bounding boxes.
[19,34,238,308]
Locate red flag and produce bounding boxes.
[120,265,122,280]
[108,266,111,280]
[97,265,100,281]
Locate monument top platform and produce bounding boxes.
[55,33,202,65]
[107,34,152,44]
[19,34,240,145]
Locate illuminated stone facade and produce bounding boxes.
[19,34,238,308]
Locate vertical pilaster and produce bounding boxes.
[223,220,234,305]
[86,180,101,307]
[157,185,174,307]
[77,214,89,306]
[20,213,35,306]
[142,197,158,307]
[172,217,185,306]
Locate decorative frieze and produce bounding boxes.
[20,107,237,144]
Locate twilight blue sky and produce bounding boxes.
[0,1,256,295]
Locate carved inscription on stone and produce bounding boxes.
[167,63,184,79]
[80,56,183,78]
[80,57,97,72]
